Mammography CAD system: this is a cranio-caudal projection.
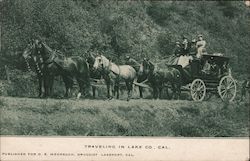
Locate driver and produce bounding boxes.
[125,55,138,68]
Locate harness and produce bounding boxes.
[44,53,56,65]
[107,59,121,78]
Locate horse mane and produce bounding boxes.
[41,41,66,59]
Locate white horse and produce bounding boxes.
[93,55,136,101]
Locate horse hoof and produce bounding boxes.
[42,95,47,99]
[77,93,82,99]
[105,97,112,101]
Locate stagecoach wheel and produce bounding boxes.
[218,76,237,102]
[190,79,206,101]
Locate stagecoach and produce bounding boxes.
[172,54,237,101]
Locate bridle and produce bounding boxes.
[142,59,155,75]
[23,42,43,76]
[97,55,121,77]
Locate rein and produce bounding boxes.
[38,43,65,70]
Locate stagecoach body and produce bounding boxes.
[174,54,237,101]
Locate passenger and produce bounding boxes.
[202,60,211,74]
[172,41,182,65]
[177,52,193,68]
[190,39,197,56]
[181,35,190,55]
[221,62,228,74]
[210,61,219,76]
[174,41,182,57]
[196,34,206,58]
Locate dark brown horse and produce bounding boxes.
[140,59,181,99]
[23,39,90,98]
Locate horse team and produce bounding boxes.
[23,39,182,101]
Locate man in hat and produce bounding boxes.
[190,39,197,56]
[125,55,139,69]
[196,34,206,58]
[241,77,250,101]
[181,35,190,55]
[171,41,182,64]
[174,41,182,56]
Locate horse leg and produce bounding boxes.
[125,81,130,101]
[137,77,143,98]
[115,84,119,99]
[43,75,50,98]
[44,74,53,98]
[139,86,143,99]
[128,81,134,101]
[111,79,117,99]
[171,83,177,100]
[152,86,155,99]
[114,79,119,99]
[92,86,96,98]
[38,75,43,98]
[105,78,112,99]
[177,82,181,100]
[154,86,159,99]
[62,76,72,98]
[107,83,111,99]
[76,77,84,99]
[159,86,163,99]
[165,83,170,99]
[63,77,69,98]
[49,76,54,97]
[84,76,91,98]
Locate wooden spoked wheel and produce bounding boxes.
[218,76,237,102]
[190,79,206,101]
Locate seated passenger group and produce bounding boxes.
[173,34,207,68]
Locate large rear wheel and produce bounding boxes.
[190,79,206,101]
[218,76,237,102]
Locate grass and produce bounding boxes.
[0,96,249,137]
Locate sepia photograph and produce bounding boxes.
[0,0,249,160]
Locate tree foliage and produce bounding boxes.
[1,0,249,76]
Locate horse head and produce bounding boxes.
[23,41,35,60]
[23,41,35,71]
[93,55,109,71]
[141,58,154,75]
[86,52,96,67]
[28,39,56,63]
[22,39,43,74]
